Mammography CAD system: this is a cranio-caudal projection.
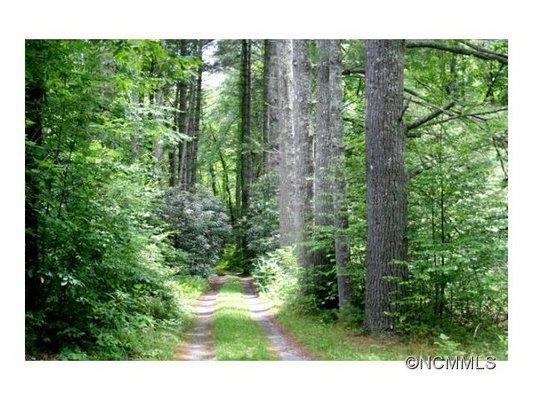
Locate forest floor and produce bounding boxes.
[177,275,312,360]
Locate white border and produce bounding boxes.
[2,1,531,399]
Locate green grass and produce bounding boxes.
[274,304,507,360]
[213,277,276,360]
[274,306,437,360]
[172,274,210,311]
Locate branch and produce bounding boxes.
[459,40,508,60]
[406,100,456,133]
[342,67,365,76]
[406,40,508,65]
[421,106,508,128]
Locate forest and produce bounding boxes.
[25,39,508,360]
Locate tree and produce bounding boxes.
[189,42,204,188]
[169,79,180,187]
[313,40,334,269]
[311,40,352,308]
[175,40,190,187]
[236,39,252,268]
[262,40,280,173]
[329,40,352,308]
[277,40,296,247]
[292,40,313,270]
[363,40,408,334]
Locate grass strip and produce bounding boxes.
[214,277,276,360]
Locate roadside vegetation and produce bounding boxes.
[253,248,508,360]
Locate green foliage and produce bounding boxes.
[163,187,231,276]
[25,39,203,359]
[434,334,465,357]
[341,39,507,342]
[247,172,280,259]
[252,247,299,302]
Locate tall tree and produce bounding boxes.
[329,40,352,308]
[313,40,334,269]
[292,40,313,269]
[237,39,252,268]
[277,40,296,247]
[169,78,180,187]
[176,40,189,188]
[263,40,280,173]
[189,41,204,188]
[363,40,408,334]
[178,40,204,191]
[180,77,196,189]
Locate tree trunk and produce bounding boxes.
[190,42,203,189]
[219,149,236,226]
[263,40,281,173]
[176,40,189,188]
[169,81,180,186]
[209,165,218,196]
[292,40,313,269]
[277,40,296,247]
[237,39,252,269]
[329,40,352,308]
[314,40,334,268]
[363,40,408,334]
[180,79,196,190]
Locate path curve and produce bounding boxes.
[240,276,313,361]
[177,275,227,360]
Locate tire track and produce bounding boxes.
[240,276,313,360]
[177,275,226,360]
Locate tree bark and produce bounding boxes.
[176,40,189,188]
[329,40,352,308]
[190,43,203,189]
[180,79,196,190]
[169,81,180,187]
[363,40,408,334]
[263,40,281,173]
[313,40,334,267]
[237,39,252,269]
[277,40,296,247]
[292,40,313,269]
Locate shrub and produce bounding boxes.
[163,187,231,276]
[252,246,299,304]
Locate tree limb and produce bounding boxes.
[421,106,507,128]
[341,67,365,76]
[406,40,508,65]
[406,100,456,133]
[459,40,508,60]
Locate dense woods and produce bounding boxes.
[25,39,508,360]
